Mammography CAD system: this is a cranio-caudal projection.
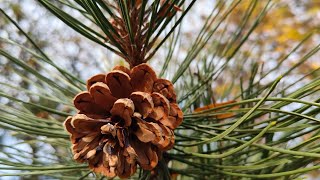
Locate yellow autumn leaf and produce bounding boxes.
[194,100,239,119]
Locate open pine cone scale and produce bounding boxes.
[64,63,183,178]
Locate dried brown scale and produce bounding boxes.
[64,63,182,178]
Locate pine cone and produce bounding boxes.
[64,64,183,178]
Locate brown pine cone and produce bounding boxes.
[64,63,183,178]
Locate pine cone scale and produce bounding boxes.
[86,74,107,90]
[89,82,117,111]
[106,70,133,98]
[130,64,157,93]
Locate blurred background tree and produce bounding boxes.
[1,0,320,179]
